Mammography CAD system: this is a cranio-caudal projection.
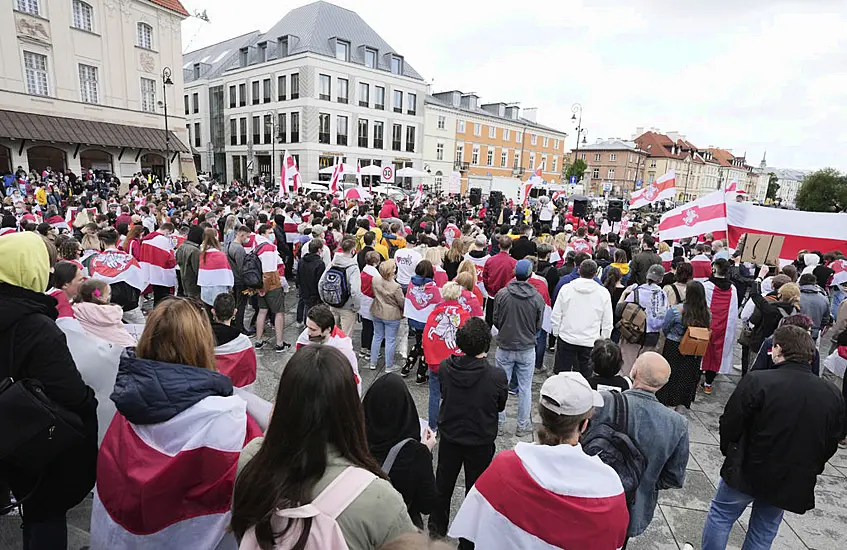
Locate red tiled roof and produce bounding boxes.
[635,131,685,160]
[150,0,189,17]
[707,148,735,167]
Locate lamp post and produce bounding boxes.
[161,67,173,182]
[570,103,588,189]
[265,112,277,189]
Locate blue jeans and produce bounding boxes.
[702,478,785,550]
[428,370,440,431]
[371,318,401,371]
[496,348,535,430]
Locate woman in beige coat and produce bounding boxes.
[370,259,406,372]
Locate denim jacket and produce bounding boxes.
[590,389,690,537]
[662,304,685,342]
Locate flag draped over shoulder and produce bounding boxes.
[140,231,178,287]
[198,248,234,288]
[90,248,148,290]
[404,281,442,323]
[214,333,257,388]
[702,279,738,374]
[423,300,469,370]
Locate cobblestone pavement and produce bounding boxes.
[3,296,846,549]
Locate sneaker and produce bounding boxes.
[245,327,256,336]
[704,383,713,395]
[275,342,291,353]
[385,366,399,374]
[415,373,429,385]
[546,346,555,353]
[369,364,377,371]
[253,341,264,350]
[508,387,519,395]
[400,361,414,377]
[358,349,370,358]
[681,544,694,550]
[516,426,533,438]
[732,364,742,372]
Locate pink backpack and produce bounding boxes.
[238,467,376,550]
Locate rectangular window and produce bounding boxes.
[290,73,300,99]
[516,131,522,143]
[238,83,246,106]
[252,115,260,144]
[359,82,369,107]
[335,40,350,62]
[456,144,464,164]
[650,159,657,168]
[405,127,415,152]
[194,122,201,147]
[184,94,189,115]
[318,113,330,144]
[489,126,496,139]
[529,153,535,168]
[593,168,600,179]
[263,79,271,103]
[503,128,510,141]
[552,156,558,173]
[437,116,445,130]
[554,139,559,149]
[373,121,384,149]
[230,119,237,145]
[78,64,98,104]
[358,119,368,148]
[319,74,331,100]
[487,148,493,166]
[608,168,615,179]
[337,78,348,104]
[531,134,537,145]
[594,153,601,161]
[251,81,259,105]
[393,90,403,113]
[73,0,94,32]
[609,153,616,161]
[263,114,272,144]
[374,86,385,110]
[458,120,466,133]
[192,92,199,113]
[278,113,286,143]
[290,112,299,142]
[436,143,444,161]
[278,37,288,58]
[16,0,39,15]
[407,93,417,115]
[24,51,49,96]
[474,123,481,136]
[365,48,377,68]
[392,124,402,151]
[543,136,549,147]
[513,151,519,169]
[337,116,348,146]
[137,23,153,50]
[140,77,156,111]
[277,75,286,101]
[541,155,547,171]
[501,150,507,167]
[229,85,236,108]
[579,153,586,160]
[239,117,246,144]
[391,56,403,75]
[472,145,480,165]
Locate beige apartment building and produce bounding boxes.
[572,139,647,196]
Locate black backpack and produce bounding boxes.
[319,265,352,308]
[387,239,400,259]
[242,244,266,289]
[581,392,647,508]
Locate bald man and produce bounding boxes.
[584,351,690,543]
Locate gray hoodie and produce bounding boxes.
[493,280,545,351]
[799,284,831,338]
[319,252,362,311]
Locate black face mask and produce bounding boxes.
[309,334,327,344]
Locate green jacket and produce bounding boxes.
[235,438,415,549]
[175,240,200,298]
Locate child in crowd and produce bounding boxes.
[586,338,632,392]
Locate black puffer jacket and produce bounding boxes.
[0,283,98,519]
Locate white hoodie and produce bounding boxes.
[550,277,613,347]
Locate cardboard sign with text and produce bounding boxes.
[741,233,784,265]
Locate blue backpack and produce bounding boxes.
[319,265,352,308]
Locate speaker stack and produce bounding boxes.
[607,199,623,222]
[469,187,482,206]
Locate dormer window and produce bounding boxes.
[335,40,350,62]
[239,47,248,67]
[365,48,377,69]
[278,36,289,58]
[258,41,267,63]
[390,55,403,75]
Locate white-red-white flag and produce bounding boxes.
[279,150,301,198]
[630,169,676,209]
[214,333,257,388]
[356,161,362,187]
[412,181,424,209]
[139,232,177,288]
[197,248,234,288]
[659,190,728,242]
[329,162,344,195]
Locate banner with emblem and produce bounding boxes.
[404,281,443,323]
[89,249,148,290]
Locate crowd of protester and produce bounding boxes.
[1,165,846,550]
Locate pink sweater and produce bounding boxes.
[72,303,137,348]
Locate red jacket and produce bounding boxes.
[379,200,399,219]
[483,252,517,298]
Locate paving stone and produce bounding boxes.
[661,505,747,550]
[658,470,717,512]
[689,442,725,486]
[782,474,847,550]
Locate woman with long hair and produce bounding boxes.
[232,345,415,548]
[604,266,626,343]
[664,262,693,306]
[91,298,263,548]
[443,236,470,280]
[424,246,448,287]
[457,259,485,306]
[198,227,233,307]
[123,224,144,260]
[657,280,712,408]
[370,259,406,373]
[222,214,238,247]
[401,260,442,382]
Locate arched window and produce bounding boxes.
[72,0,93,32]
[137,22,153,49]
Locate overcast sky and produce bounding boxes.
[180,0,847,171]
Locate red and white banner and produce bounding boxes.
[295,327,361,395]
[140,232,178,287]
[528,274,552,333]
[423,301,469,369]
[412,181,424,209]
[449,443,628,549]
[659,190,727,242]
[630,169,676,209]
[702,280,738,374]
[255,239,280,274]
[91,396,262,549]
[404,281,443,323]
[443,223,460,247]
[329,162,344,195]
[0,227,17,237]
[45,215,69,232]
[463,253,490,298]
[198,248,234,288]
[279,150,301,198]
[434,265,449,288]
[90,248,148,291]
[214,334,257,388]
[458,289,484,317]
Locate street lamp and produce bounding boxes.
[161,67,173,182]
[265,111,278,189]
[571,103,584,166]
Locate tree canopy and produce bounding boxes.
[795,168,847,212]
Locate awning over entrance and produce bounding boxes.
[0,109,189,153]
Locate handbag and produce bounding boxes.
[0,325,86,473]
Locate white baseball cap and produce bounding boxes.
[540,372,604,416]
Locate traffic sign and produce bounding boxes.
[381,165,394,183]
[635,179,643,189]
[569,175,578,184]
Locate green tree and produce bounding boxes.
[795,168,847,212]
[564,158,588,181]
[765,172,780,202]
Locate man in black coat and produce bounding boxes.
[296,238,326,323]
[509,224,537,261]
[702,325,845,549]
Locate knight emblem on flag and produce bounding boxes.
[682,207,700,226]
[91,251,134,277]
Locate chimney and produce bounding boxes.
[523,107,538,123]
